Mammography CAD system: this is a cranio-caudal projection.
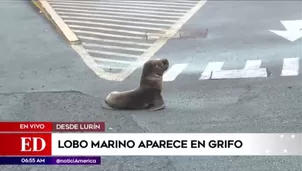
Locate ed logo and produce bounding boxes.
[21,137,46,152]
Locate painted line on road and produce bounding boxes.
[68,25,152,35]
[244,60,262,69]
[163,63,188,82]
[281,58,300,76]
[39,0,207,81]
[60,15,172,27]
[53,8,182,19]
[72,30,144,39]
[51,4,187,16]
[269,20,302,42]
[119,0,207,81]
[71,45,112,80]
[57,12,178,23]
[50,2,189,12]
[97,64,128,70]
[93,58,133,64]
[105,1,197,6]
[64,19,167,31]
[86,50,141,58]
[49,0,193,9]
[82,43,146,52]
[211,68,268,79]
[78,36,152,46]
[199,62,224,80]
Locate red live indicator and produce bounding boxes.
[0,122,52,132]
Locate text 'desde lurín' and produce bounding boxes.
[53,122,105,132]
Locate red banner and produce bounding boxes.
[0,122,52,132]
[0,133,52,156]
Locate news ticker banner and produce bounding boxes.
[0,156,101,165]
[0,133,301,156]
[0,122,105,132]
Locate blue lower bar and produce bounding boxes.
[0,157,101,165]
[0,157,52,165]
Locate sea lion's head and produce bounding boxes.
[154,58,169,76]
[143,58,169,76]
[140,58,169,89]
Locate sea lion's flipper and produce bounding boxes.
[149,96,166,111]
[102,100,116,110]
[149,103,166,111]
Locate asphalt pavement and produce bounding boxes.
[0,0,301,171]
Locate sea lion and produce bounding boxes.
[103,58,169,111]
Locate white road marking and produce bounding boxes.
[163,63,188,82]
[64,19,167,31]
[105,1,197,6]
[86,50,140,58]
[53,8,182,19]
[57,12,178,23]
[94,57,133,64]
[72,30,143,39]
[72,43,287,81]
[60,15,172,27]
[119,0,207,81]
[199,62,224,80]
[269,29,302,42]
[281,58,300,76]
[82,43,146,52]
[49,0,193,9]
[51,4,187,15]
[78,36,152,46]
[97,64,129,70]
[71,45,114,81]
[86,57,298,81]
[47,0,207,81]
[52,2,189,12]
[211,68,268,79]
[269,20,302,42]
[68,25,152,35]
[244,60,262,69]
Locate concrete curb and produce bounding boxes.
[32,0,81,45]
